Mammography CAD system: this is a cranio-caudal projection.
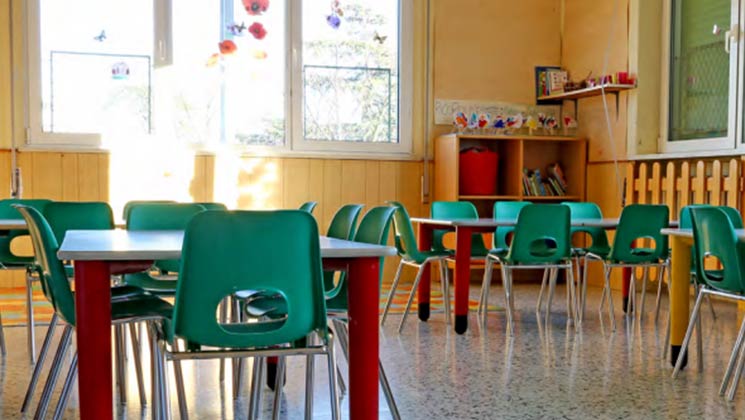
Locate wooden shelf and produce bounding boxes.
[537,83,636,102]
[523,195,581,201]
[459,195,522,200]
[453,133,581,142]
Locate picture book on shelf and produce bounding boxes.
[523,163,568,197]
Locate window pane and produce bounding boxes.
[225,0,287,146]
[668,0,731,141]
[302,0,399,143]
[40,0,153,135]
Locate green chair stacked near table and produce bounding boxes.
[122,199,177,221]
[15,205,173,420]
[430,201,489,257]
[0,198,52,362]
[382,201,452,331]
[299,201,318,213]
[562,201,611,323]
[477,201,531,318]
[152,210,341,420]
[672,206,745,400]
[480,204,576,334]
[584,204,669,331]
[123,203,206,295]
[20,201,152,414]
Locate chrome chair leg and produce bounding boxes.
[381,260,405,326]
[129,323,148,406]
[501,265,513,336]
[34,325,73,420]
[567,264,579,327]
[379,359,401,420]
[114,325,127,404]
[727,327,745,400]
[271,357,286,420]
[326,335,342,420]
[219,297,228,383]
[173,342,189,420]
[603,266,616,331]
[398,264,426,333]
[720,314,745,396]
[663,310,671,361]
[581,258,590,323]
[0,305,5,357]
[638,266,649,322]
[440,260,451,326]
[545,268,557,327]
[654,264,666,325]
[51,352,78,420]
[26,270,36,364]
[305,354,315,420]
[536,268,548,313]
[22,313,59,413]
[479,258,495,325]
[672,290,705,378]
[149,322,170,420]
[705,294,717,320]
[249,357,264,420]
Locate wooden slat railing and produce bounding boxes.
[625,158,742,219]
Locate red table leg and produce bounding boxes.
[75,261,113,420]
[453,226,472,334]
[417,224,433,321]
[347,256,380,420]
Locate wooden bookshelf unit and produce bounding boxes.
[434,133,587,216]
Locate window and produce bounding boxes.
[662,0,741,153]
[26,0,412,155]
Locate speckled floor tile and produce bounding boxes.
[1,283,744,419]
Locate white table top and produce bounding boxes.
[411,217,622,229]
[57,230,397,261]
[661,227,745,240]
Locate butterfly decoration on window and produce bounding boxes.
[227,22,247,36]
[373,31,387,45]
[327,0,343,29]
[243,0,269,16]
[93,30,106,42]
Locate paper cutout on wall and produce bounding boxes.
[93,30,106,42]
[227,22,247,36]
[111,62,130,80]
[243,0,269,16]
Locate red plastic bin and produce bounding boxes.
[459,147,498,195]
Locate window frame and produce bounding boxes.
[24,0,414,157]
[659,0,742,154]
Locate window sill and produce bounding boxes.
[17,143,422,162]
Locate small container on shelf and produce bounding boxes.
[459,147,498,196]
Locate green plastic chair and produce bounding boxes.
[585,204,669,330]
[123,203,206,294]
[480,204,575,334]
[0,198,51,362]
[242,206,400,416]
[673,207,745,400]
[154,210,340,419]
[382,201,452,332]
[122,199,177,221]
[492,201,532,251]
[299,201,318,213]
[16,205,172,418]
[562,202,611,323]
[430,201,489,256]
[324,204,364,302]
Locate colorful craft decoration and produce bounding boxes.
[526,115,538,134]
[249,22,267,40]
[243,0,269,16]
[467,113,479,130]
[454,112,468,131]
[251,49,269,60]
[492,115,506,133]
[111,62,130,80]
[327,0,343,29]
[206,53,220,67]
[543,115,558,133]
[219,40,238,55]
[477,113,490,130]
[93,30,106,42]
[373,31,387,44]
[227,22,247,36]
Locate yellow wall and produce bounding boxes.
[430,0,563,140]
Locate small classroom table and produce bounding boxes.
[660,227,742,368]
[410,217,623,334]
[58,230,396,420]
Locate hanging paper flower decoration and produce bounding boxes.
[327,14,341,29]
[251,49,268,60]
[227,22,247,36]
[243,0,269,16]
[219,40,238,55]
[248,22,267,40]
[327,0,343,29]
[206,53,220,67]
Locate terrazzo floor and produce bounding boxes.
[1,283,745,419]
